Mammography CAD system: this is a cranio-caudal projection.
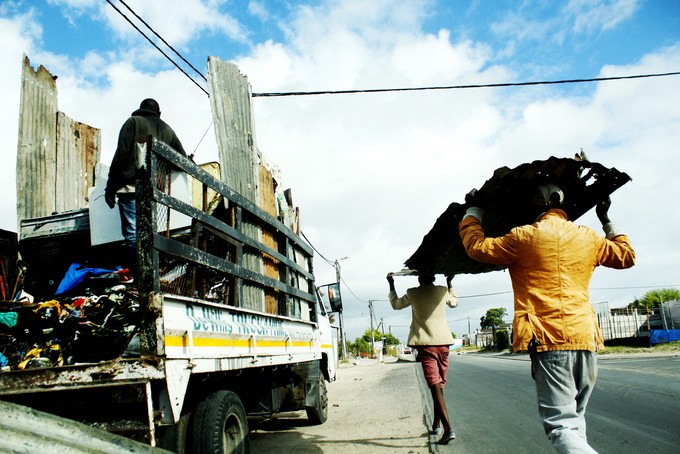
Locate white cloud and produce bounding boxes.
[100,0,246,47]
[566,0,639,34]
[248,1,270,22]
[490,0,640,52]
[490,10,555,44]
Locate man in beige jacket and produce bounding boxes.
[387,272,458,445]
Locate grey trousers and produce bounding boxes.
[533,350,598,454]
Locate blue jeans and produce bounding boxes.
[534,350,598,454]
[117,193,136,249]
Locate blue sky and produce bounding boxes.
[1,0,679,342]
[27,1,680,86]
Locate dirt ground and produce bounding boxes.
[249,356,439,453]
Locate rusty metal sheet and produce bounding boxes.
[16,55,101,225]
[16,54,58,224]
[0,359,164,393]
[206,57,264,312]
[55,113,101,213]
[404,156,632,276]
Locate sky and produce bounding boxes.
[1,0,679,344]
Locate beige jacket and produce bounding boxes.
[389,285,458,347]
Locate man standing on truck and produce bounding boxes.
[387,272,458,445]
[459,184,635,453]
[105,98,186,272]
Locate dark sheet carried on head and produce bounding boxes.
[404,156,631,276]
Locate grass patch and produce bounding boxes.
[600,340,680,355]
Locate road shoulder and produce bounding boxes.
[250,358,433,453]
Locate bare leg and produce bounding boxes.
[430,384,451,433]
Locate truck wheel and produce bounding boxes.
[305,376,328,425]
[157,413,190,453]
[191,390,249,454]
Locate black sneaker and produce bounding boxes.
[438,430,456,445]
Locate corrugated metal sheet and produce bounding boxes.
[16,54,101,228]
[16,54,58,225]
[55,113,100,213]
[206,57,259,203]
[207,57,264,311]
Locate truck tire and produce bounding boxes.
[191,390,249,454]
[305,375,328,425]
[157,413,190,453]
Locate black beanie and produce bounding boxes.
[139,98,160,114]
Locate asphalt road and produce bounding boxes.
[440,353,680,454]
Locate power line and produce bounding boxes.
[340,276,368,304]
[105,0,209,96]
[300,230,368,303]
[108,0,680,104]
[592,285,680,290]
[252,71,680,98]
[117,0,207,82]
[458,291,513,299]
[190,121,214,159]
[300,230,334,267]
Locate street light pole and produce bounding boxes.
[335,257,349,361]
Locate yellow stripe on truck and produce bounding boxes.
[165,336,316,349]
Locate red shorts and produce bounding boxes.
[416,346,450,387]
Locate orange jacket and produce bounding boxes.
[459,209,635,352]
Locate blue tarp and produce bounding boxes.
[649,329,680,346]
[55,263,119,295]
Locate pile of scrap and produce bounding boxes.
[404,156,631,276]
[0,267,140,371]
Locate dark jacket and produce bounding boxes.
[105,107,186,195]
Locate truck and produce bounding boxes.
[1,58,337,453]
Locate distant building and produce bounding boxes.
[474,322,512,348]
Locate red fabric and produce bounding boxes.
[417,346,450,387]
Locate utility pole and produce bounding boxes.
[335,257,349,361]
[368,300,375,355]
[368,300,388,356]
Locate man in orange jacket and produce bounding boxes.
[459,184,635,453]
